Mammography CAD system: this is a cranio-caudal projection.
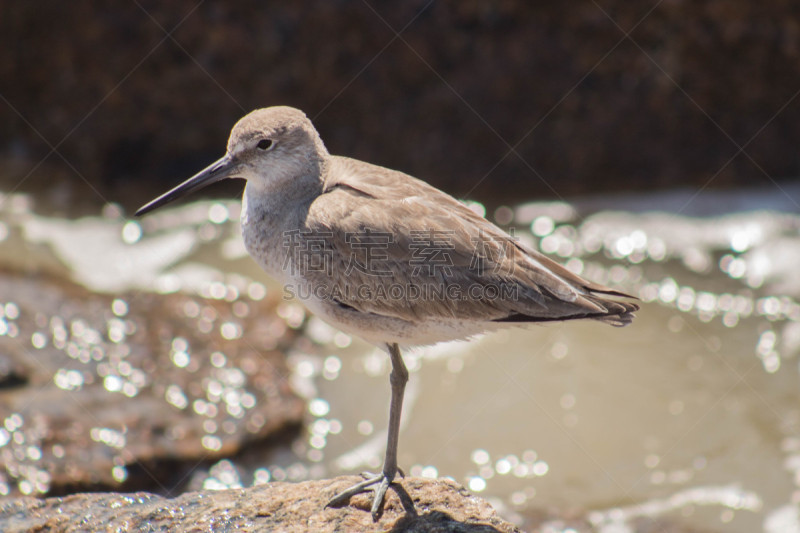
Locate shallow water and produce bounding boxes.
[1,184,799,532]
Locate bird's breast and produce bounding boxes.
[240,199,292,283]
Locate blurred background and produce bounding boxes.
[1,2,800,533]
[2,1,800,212]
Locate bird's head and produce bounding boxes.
[135,106,327,216]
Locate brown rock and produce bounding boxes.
[0,269,304,496]
[0,476,521,533]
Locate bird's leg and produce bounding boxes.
[371,342,408,513]
[326,343,409,519]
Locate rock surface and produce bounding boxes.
[0,269,304,496]
[0,476,521,533]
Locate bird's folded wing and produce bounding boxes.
[293,156,637,324]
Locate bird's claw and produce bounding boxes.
[326,471,398,520]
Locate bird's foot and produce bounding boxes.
[326,469,401,520]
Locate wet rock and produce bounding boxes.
[0,269,304,496]
[0,476,521,533]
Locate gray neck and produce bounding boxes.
[243,155,328,224]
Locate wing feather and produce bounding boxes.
[291,156,638,325]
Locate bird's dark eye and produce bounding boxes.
[257,139,274,150]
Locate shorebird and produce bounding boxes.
[136,106,638,519]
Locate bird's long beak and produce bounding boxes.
[135,154,237,216]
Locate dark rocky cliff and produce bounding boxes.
[2,1,799,212]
